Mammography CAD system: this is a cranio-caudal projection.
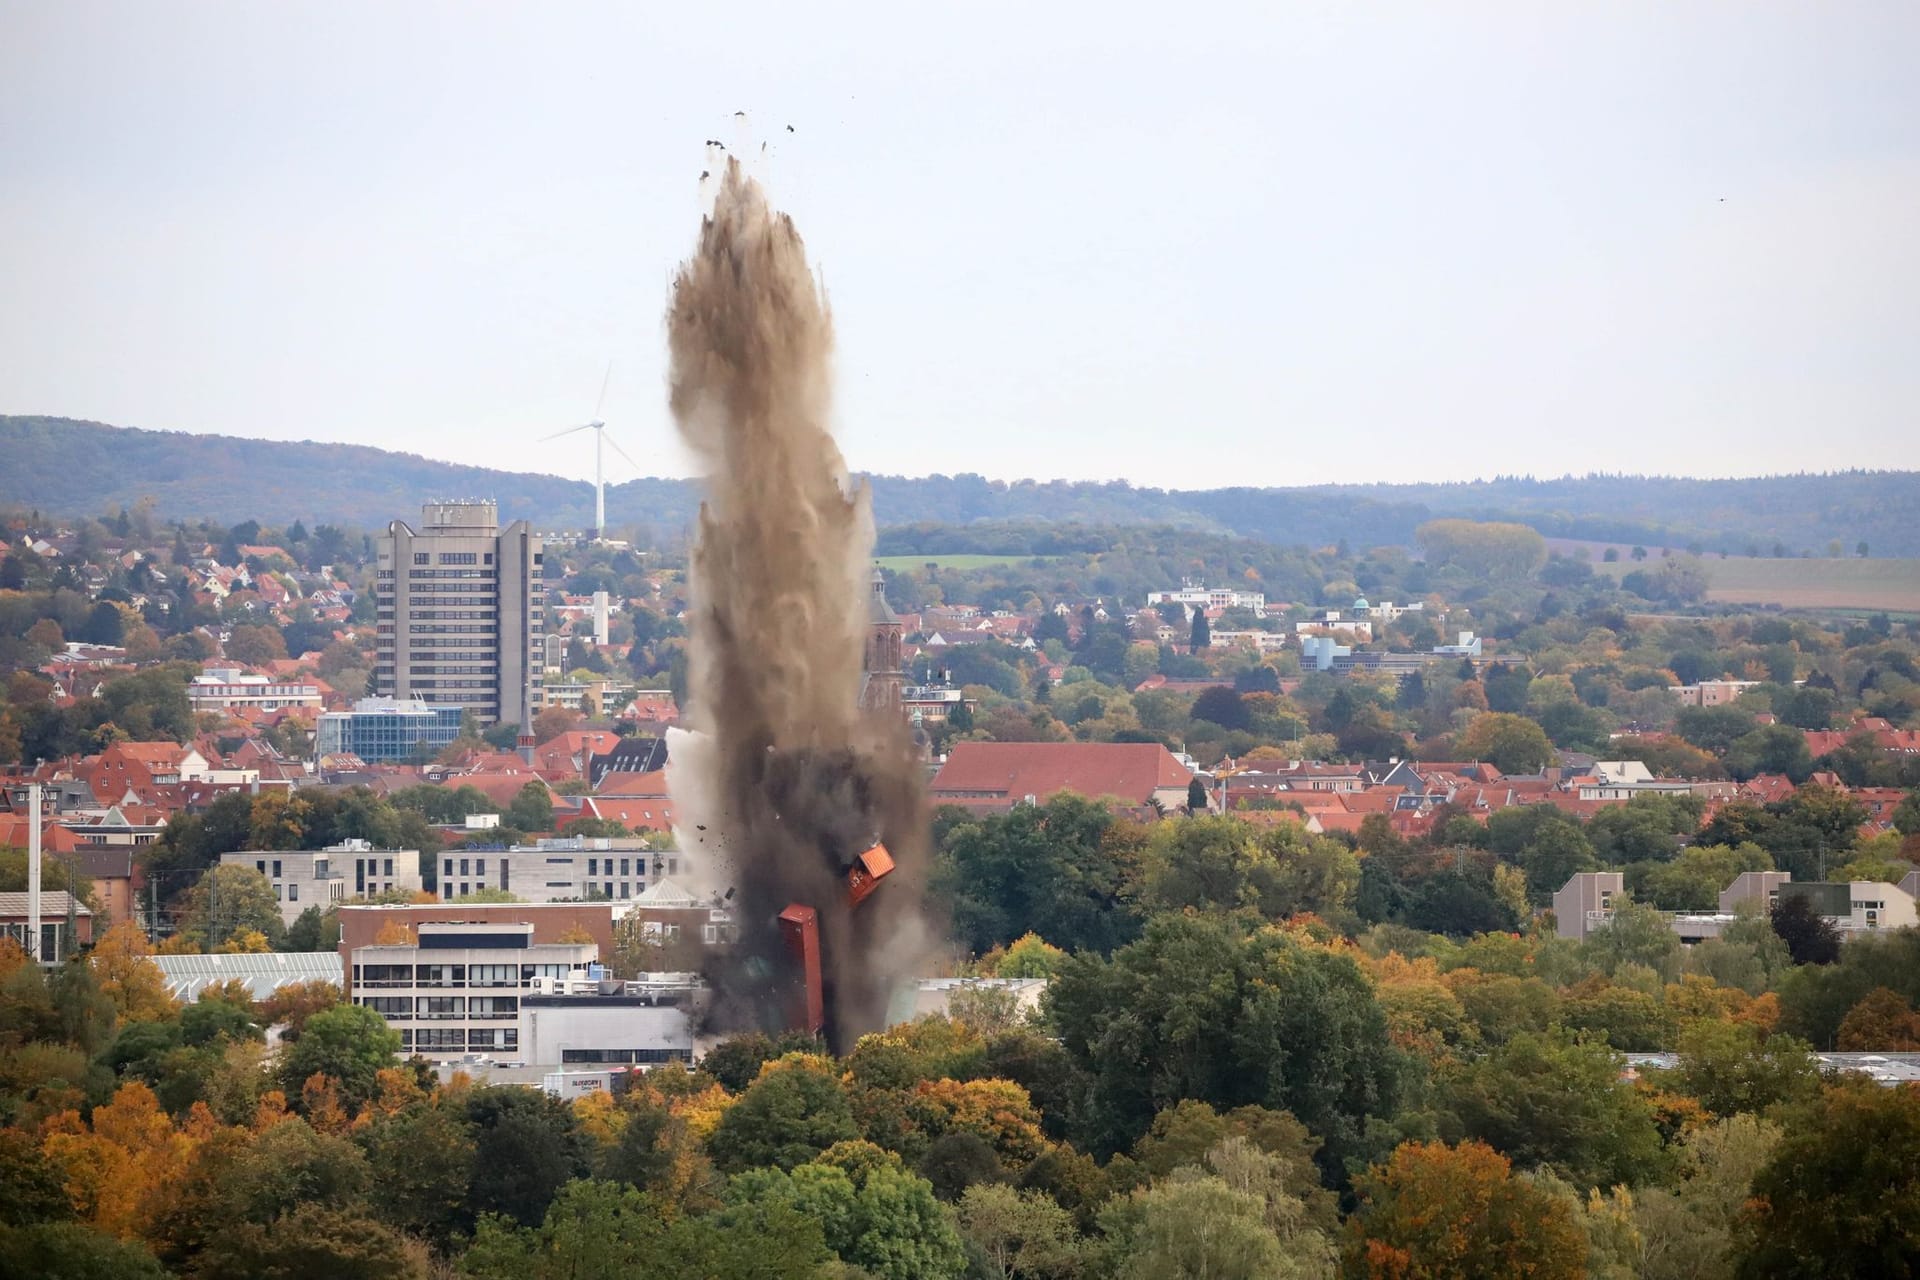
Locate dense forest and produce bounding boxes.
[6,417,1918,555]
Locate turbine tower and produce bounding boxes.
[543,363,644,541]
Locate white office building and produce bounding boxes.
[349,920,594,1060]
[1146,580,1267,613]
[437,837,687,904]
[224,839,424,925]
[347,920,699,1065]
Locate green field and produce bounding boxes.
[1586,552,1920,612]
[875,553,1052,571]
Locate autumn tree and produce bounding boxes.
[1344,1139,1585,1279]
[222,623,288,667]
[1835,986,1920,1050]
[87,921,179,1022]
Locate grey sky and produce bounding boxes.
[2,2,1915,491]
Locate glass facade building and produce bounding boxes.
[315,697,465,763]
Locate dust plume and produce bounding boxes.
[666,158,931,1051]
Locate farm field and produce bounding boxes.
[874,553,1052,571]
[1582,551,1920,612]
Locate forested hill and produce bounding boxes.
[5,415,1918,554]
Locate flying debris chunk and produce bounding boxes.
[786,124,795,133]
[700,170,709,180]
[846,843,894,908]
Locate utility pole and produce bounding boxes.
[26,782,41,963]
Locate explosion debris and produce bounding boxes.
[666,158,930,1052]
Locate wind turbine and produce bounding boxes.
[542,363,645,541]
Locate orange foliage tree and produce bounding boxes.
[86,921,180,1022]
[1344,1139,1586,1280]
[41,1081,205,1240]
[1836,987,1920,1051]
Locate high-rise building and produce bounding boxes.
[374,501,543,729]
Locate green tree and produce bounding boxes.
[1668,1021,1821,1118]
[462,1179,829,1280]
[1634,1115,1781,1280]
[1134,816,1360,924]
[1457,712,1554,775]
[1189,608,1211,651]
[177,865,284,951]
[1047,916,1403,1168]
[956,1182,1082,1280]
[1737,1082,1920,1278]
[1440,1031,1665,1189]
[1633,843,1772,911]
[507,782,554,833]
[1579,898,1681,980]
[279,1004,401,1108]
[359,1101,476,1247]
[0,1223,170,1279]
[708,1058,860,1174]
[1097,1174,1292,1280]
[462,1087,592,1229]
[726,1155,967,1280]
[193,1204,420,1280]
[934,796,1140,957]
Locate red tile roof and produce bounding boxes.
[929,742,1194,809]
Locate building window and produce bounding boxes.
[414,552,430,565]
[619,883,629,898]
[274,884,283,901]
[587,858,597,876]
[460,858,470,876]
[289,883,298,902]
[384,859,394,877]
[272,860,282,878]
[444,858,454,877]
[476,858,487,877]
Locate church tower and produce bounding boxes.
[860,567,904,713]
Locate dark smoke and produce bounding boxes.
[666,159,931,1051]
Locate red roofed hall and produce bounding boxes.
[929,742,1195,813]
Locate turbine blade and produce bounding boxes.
[604,432,646,475]
[593,361,613,421]
[540,423,594,441]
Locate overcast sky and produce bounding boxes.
[2,2,1916,491]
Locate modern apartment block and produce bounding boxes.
[435,837,688,904]
[223,839,425,925]
[374,501,543,728]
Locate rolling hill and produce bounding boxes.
[4,415,1918,555]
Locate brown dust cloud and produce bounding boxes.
[664,157,934,1052]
